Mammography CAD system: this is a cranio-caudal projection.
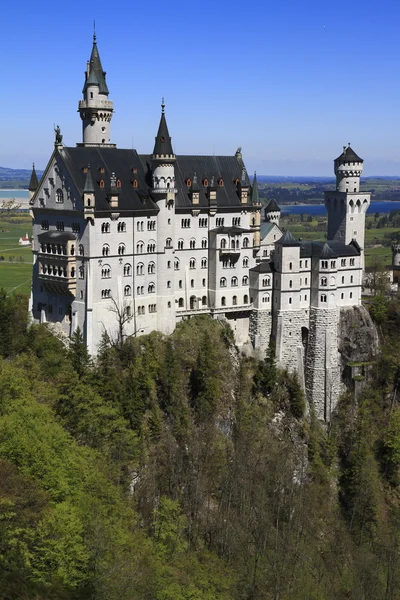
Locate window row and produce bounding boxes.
[41,264,84,279]
[136,262,156,275]
[220,295,249,307]
[102,243,126,256]
[220,237,249,249]
[101,222,127,233]
[177,239,208,250]
[232,217,241,226]
[220,276,248,287]
[136,241,156,253]
[178,279,207,289]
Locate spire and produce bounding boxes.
[83,34,109,95]
[153,99,174,156]
[83,165,95,193]
[28,163,38,192]
[251,172,260,205]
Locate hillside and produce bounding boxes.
[0,166,43,189]
[0,295,400,599]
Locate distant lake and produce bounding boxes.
[282,201,400,216]
[0,189,29,200]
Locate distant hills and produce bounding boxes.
[0,166,44,189]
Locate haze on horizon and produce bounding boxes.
[1,0,399,177]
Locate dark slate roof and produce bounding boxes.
[251,172,260,205]
[320,242,338,259]
[44,148,252,213]
[58,147,157,212]
[38,231,76,242]
[265,198,281,213]
[276,230,300,247]
[335,145,363,163]
[260,222,276,239]
[153,102,174,156]
[212,226,253,235]
[29,164,39,191]
[83,35,109,95]
[142,154,251,209]
[300,240,361,258]
[250,261,272,273]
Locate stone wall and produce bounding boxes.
[250,309,272,356]
[305,307,341,421]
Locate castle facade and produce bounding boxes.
[29,36,370,420]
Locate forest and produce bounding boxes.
[0,289,400,600]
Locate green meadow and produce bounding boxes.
[0,216,32,295]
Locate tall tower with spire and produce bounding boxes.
[78,33,115,147]
[324,145,370,250]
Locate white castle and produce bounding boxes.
[29,36,371,420]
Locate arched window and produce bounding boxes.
[218,178,224,186]
[71,266,76,278]
[99,179,105,189]
[174,259,180,270]
[321,277,327,287]
[190,239,196,249]
[320,294,327,303]
[231,277,238,287]
[117,221,126,232]
[70,244,75,256]
[126,306,131,316]
[221,296,226,306]
[232,295,237,305]
[147,242,156,253]
[56,189,64,203]
[102,244,109,257]
[190,296,196,309]
[202,296,207,305]
[262,277,270,287]
[148,262,155,274]
[244,294,249,304]
[189,258,196,269]
[220,239,227,249]
[124,285,131,296]
[78,244,84,256]
[148,282,155,293]
[136,241,144,253]
[101,222,110,233]
[201,238,207,248]
[231,239,236,249]
[220,277,227,287]
[136,263,144,275]
[101,265,111,279]
[243,257,249,268]
[178,240,184,250]
[201,258,207,269]
[262,293,270,303]
[124,263,131,276]
[243,237,249,248]
[166,238,172,248]
[118,243,126,255]
[116,179,122,188]
[242,276,248,285]
[178,298,184,307]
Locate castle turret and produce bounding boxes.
[325,145,370,250]
[78,33,115,147]
[251,172,262,247]
[28,163,38,202]
[264,198,281,226]
[151,100,176,334]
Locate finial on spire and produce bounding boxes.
[348,142,351,147]
[93,20,96,42]
[33,162,35,169]
[161,97,165,114]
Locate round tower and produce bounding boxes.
[264,198,281,226]
[78,33,115,147]
[334,144,363,192]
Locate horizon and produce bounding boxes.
[1,0,399,175]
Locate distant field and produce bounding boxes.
[0,217,32,295]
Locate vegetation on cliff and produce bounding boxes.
[0,293,399,599]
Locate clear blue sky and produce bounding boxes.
[1,0,399,175]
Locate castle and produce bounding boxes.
[29,36,371,420]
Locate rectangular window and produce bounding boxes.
[56,221,64,231]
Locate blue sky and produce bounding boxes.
[1,0,399,175]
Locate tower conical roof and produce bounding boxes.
[251,172,260,204]
[83,34,109,95]
[153,100,174,156]
[335,145,363,163]
[277,230,300,246]
[28,163,38,191]
[265,198,281,213]
[83,166,95,193]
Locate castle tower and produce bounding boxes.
[325,145,370,249]
[151,100,177,334]
[78,33,115,147]
[264,198,281,226]
[392,243,400,287]
[251,172,262,247]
